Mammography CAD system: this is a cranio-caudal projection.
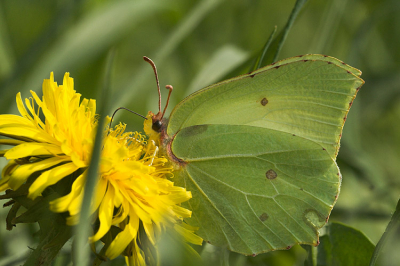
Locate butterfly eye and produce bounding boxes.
[152,120,163,132]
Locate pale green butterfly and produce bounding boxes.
[144,55,364,255]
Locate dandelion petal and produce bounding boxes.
[9,156,71,190]
[29,162,79,199]
[90,185,115,242]
[106,216,139,259]
[5,142,63,159]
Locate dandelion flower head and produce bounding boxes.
[0,72,202,265]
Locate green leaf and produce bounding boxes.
[369,197,400,266]
[3,190,73,266]
[317,222,375,266]
[24,211,72,266]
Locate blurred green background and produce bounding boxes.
[0,0,399,265]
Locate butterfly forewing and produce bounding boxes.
[167,55,364,159]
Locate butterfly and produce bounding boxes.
[144,55,364,255]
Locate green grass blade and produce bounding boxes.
[272,0,308,62]
[253,26,277,71]
[369,197,400,266]
[301,245,317,266]
[257,0,308,66]
[73,49,115,266]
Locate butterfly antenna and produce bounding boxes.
[108,107,147,134]
[162,85,173,119]
[143,56,162,114]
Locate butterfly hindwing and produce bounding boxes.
[172,124,339,254]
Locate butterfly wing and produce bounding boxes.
[172,124,339,254]
[167,55,363,159]
[165,55,364,254]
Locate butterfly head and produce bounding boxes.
[144,111,167,146]
[148,111,164,132]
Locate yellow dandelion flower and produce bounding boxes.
[0,72,202,265]
[0,72,96,196]
[50,123,202,263]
